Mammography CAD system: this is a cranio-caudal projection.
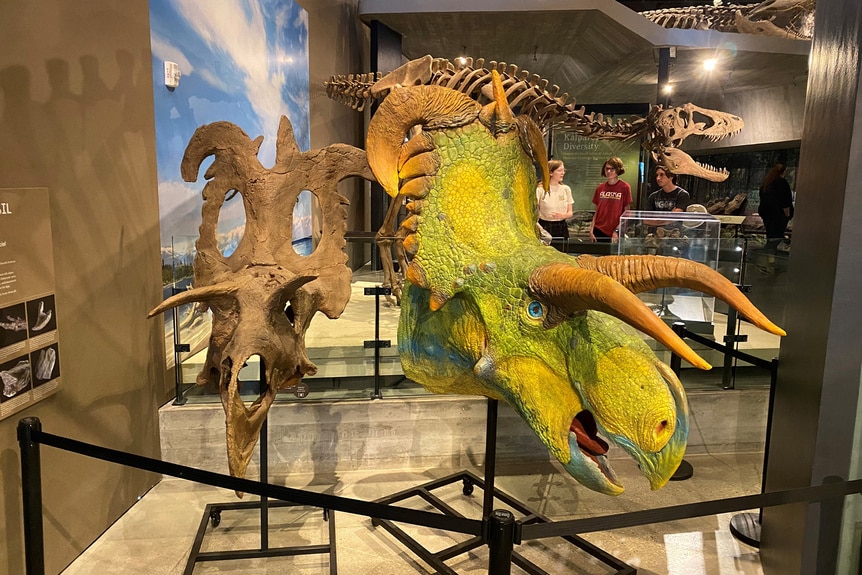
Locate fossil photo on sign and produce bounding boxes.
[0,354,32,401]
[32,344,59,384]
[0,302,28,349]
[26,295,56,334]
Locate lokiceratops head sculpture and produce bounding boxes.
[368,71,785,495]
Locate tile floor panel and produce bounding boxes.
[61,453,764,574]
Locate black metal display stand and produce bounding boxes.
[371,398,633,574]
[183,368,337,574]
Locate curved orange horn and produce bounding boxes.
[530,262,711,370]
[575,255,785,336]
[367,85,481,197]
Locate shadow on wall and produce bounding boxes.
[0,48,166,573]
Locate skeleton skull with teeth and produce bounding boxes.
[645,103,744,182]
[149,116,373,483]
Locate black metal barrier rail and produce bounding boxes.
[16,418,479,537]
[674,321,774,371]
[18,416,862,574]
[521,476,862,541]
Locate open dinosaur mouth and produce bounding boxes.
[570,410,609,457]
[570,410,617,482]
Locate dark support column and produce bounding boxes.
[17,417,44,575]
[369,20,402,271]
[760,1,862,573]
[656,46,671,108]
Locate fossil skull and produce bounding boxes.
[149,116,373,482]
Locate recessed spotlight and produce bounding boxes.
[662,84,673,95]
[704,58,718,71]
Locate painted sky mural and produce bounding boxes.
[149,0,311,267]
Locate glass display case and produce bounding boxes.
[618,210,721,333]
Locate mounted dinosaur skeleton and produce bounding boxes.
[149,117,373,483]
[366,71,784,494]
[327,55,744,300]
[639,0,815,40]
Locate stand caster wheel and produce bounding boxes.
[371,518,381,528]
[462,478,474,496]
[323,508,329,522]
[209,509,221,528]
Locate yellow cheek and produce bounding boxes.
[589,348,676,453]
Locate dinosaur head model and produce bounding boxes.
[367,71,784,495]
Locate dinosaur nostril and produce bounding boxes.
[656,420,668,435]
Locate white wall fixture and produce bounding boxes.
[164,61,181,88]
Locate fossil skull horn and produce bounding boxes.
[529,263,711,370]
[147,282,241,317]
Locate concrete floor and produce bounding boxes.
[61,453,764,574]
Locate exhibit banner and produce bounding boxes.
[149,0,310,368]
[551,125,642,212]
[0,188,61,420]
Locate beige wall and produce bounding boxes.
[301,0,371,268]
[0,1,168,574]
[684,82,808,154]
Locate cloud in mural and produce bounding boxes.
[172,0,306,159]
[150,0,310,281]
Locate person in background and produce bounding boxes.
[758,163,793,249]
[757,162,794,273]
[590,156,632,243]
[536,159,573,250]
[647,166,691,212]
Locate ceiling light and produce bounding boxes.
[703,58,718,71]
[662,84,673,95]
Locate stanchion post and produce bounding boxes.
[486,509,514,575]
[721,307,739,390]
[670,322,685,375]
[17,417,45,575]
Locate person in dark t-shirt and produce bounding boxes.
[647,167,691,212]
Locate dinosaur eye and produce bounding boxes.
[527,300,544,319]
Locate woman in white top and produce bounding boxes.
[536,159,573,249]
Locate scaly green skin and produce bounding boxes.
[396,116,688,495]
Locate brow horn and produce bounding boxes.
[575,255,786,336]
[529,263,711,370]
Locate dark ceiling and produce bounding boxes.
[358,0,811,108]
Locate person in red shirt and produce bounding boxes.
[590,156,632,243]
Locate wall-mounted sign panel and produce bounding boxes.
[551,117,644,212]
[0,188,60,420]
